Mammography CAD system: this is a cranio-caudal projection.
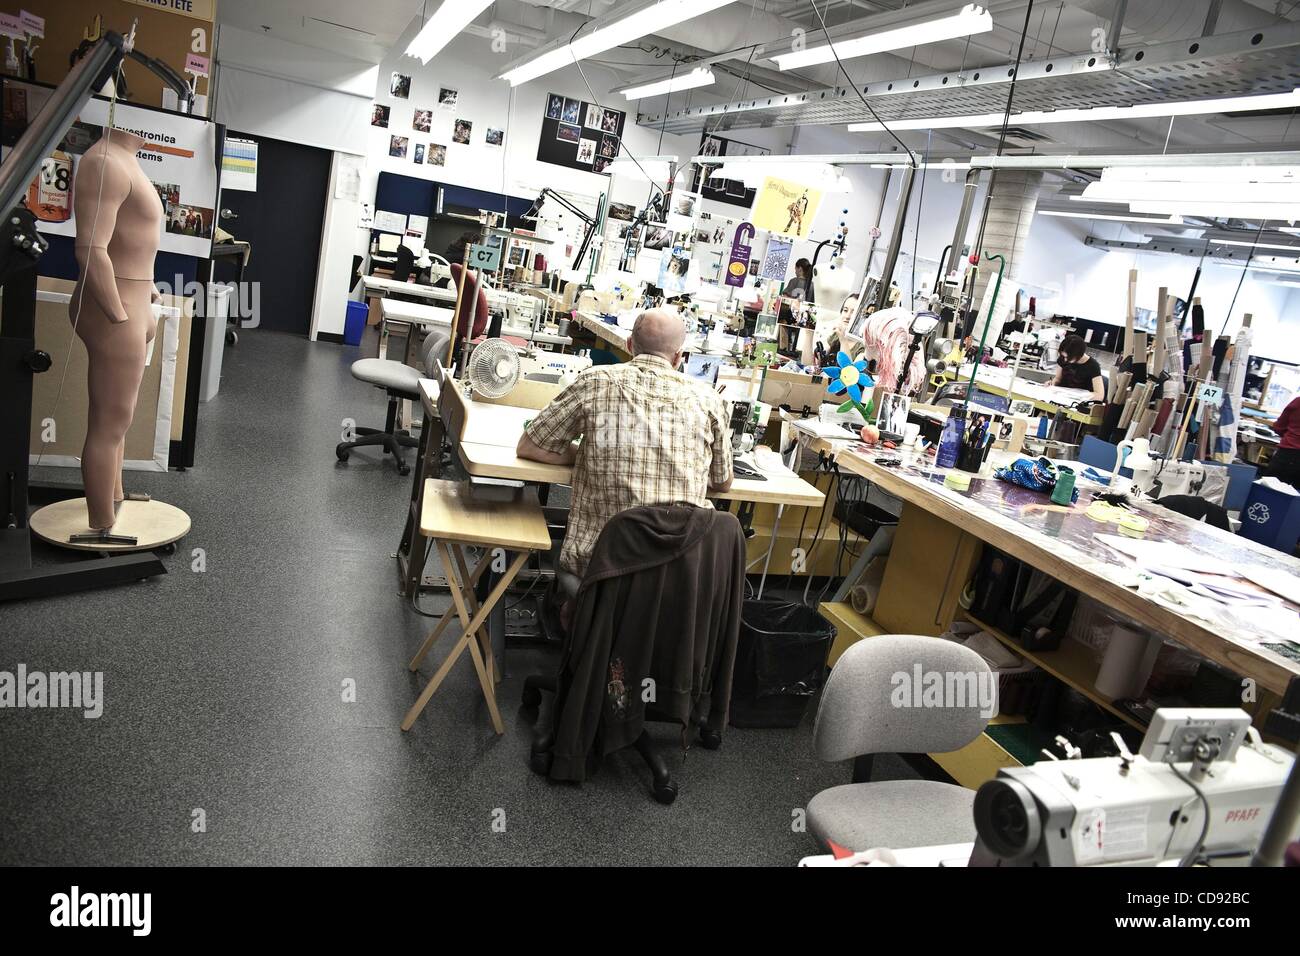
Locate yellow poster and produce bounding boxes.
[751,176,822,238]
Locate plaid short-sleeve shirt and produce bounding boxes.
[524,354,733,577]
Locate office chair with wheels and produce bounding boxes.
[807,634,993,851]
[336,331,447,475]
[521,506,744,804]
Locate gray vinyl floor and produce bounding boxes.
[0,326,917,866]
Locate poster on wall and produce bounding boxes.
[693,132,769,208]
[537,91,625,174]
[752,176,822,239]
[760,236,792,282]
[725,222,754,288]
[221,136,257,192]
[0,80,219,258]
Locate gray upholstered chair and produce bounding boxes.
[808,634,993,852]
[336,331,447,475]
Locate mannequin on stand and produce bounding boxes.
[69,127,161,539]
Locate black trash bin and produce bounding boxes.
[729,600,836,728]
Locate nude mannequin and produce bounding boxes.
[69,128,163,531]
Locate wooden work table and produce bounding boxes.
[834,444,1300,696]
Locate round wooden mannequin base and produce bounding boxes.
[30,498,191,552]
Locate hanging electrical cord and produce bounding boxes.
[1221,218,1269,336]
[909,128,933,303]
[806,0,916,167]
[35,65,123,470]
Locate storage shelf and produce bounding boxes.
[961,611,1146,733]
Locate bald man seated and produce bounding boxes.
[518,308,734,584]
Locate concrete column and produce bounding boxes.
[971,169,1043,323]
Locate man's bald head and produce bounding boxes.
[628,308,685,363]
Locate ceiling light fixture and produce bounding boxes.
[618,67,715,100]
[1037,209,1185,225]
[775,3,992,71]
[848,88,1300,133]
[405,0,495,64]
[499,0,739,86]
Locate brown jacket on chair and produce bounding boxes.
[548,504,746,782]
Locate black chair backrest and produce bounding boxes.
[1158,494,1232,531]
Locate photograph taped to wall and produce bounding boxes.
[389,135,408,157]
[5,81,220,258]
[412,109,432,132]
[561,97,581,124]
[643,224,671,251]
[584,103,603,129]
[453,119,472,144]
[556,123,581,143]
[370,103,390,127]
[593,155,611,174]
[413,143,425,164]
[486,128,504,147]
[439,87,458,110]
[607,201,636,221]
[576,138,596,165]
[390,73,411,98]
[658,246,694,296]
[546,93,564,120]
[598,133,619,159]
[428,143,446,166]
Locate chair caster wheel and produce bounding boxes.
[521,686,541,708]
[651,779,678,805]
[529,749,552,776]
[157,542,176,556]
[397,464,410,476]
[336,448,350,463]
[699,729,722,750]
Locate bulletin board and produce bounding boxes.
[537,91,625,174]
[693,132,769,208]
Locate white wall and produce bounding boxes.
[1018,213,1298,362]
[214,24,374,340]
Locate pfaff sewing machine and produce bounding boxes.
[970,708,1295,866]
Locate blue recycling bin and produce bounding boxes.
[343,300,368,347]
[1238,482,1300,553]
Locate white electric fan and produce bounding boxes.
[466,338,520,399]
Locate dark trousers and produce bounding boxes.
[1265,447,1300,490]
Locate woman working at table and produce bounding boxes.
[1053,333,1106,402]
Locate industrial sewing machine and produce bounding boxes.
[970,708,1296,867]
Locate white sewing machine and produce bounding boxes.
[969,709,1295,867]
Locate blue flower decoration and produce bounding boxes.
[827,351,873,403]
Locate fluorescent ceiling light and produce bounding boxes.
[405,0,494,64]
[1128,201,1300,220]
[870,161,971,170]
[1083,181,1300,204]
[1102,166,1300,185]
[499,0,739,86]
[604,155,678,182]
[709,161,853,193]
[1037,209,1184,225]
[848,88,1300,133]
[775,4,992,71]
[619,68,715,100]
[1210,238,1300,252]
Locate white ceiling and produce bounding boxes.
[216,0,425,62]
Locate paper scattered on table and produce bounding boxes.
[792,418,861,440]
[1094,534,1240,578]
[1237,565,1300,605]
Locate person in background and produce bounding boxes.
[1053,333,1106,402]
[446,262,488,363]
[1265,395,1300,489]
[517,309,734,585]
[824,293,861,359]
[782,258,812,300]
